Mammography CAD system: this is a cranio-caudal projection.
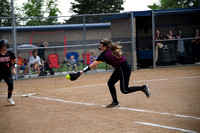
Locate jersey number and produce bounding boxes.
[112,51,121,58]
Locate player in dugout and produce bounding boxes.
[0,39,17,105]
[69,38,151,108]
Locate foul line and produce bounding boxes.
[134,121,197,133]
[133,76,200,83]
[54,84,106,91]
[31,96,200,120]
[54,76,200,91]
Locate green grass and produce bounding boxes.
[58,62,111,72]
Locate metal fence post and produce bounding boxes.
[152,10,156,68]
[130,11,135,71]
[83,14,87,67]
[11,0,18,79]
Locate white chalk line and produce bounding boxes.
[134,121,197,133]
[133,75,200,83]
[31,96,200,120]
[53,75,200,91]
[54,84,106,91]
[0,94,21,97]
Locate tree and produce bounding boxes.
[148,0,199,10]
[45,0,61,25]
[22,0,45,25]
[0,0,12,26]
[21,0,61,26]
[71,0,124,14]
[65,0,124,24]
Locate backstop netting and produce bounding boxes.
[30,30,67,61]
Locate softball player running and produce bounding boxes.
[70,38,150,108]
[0,39,17,105]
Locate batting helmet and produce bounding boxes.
[0,39,9,49]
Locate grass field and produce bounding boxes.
[0,65,200,133]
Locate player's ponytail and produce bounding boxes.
[101,38,122,55]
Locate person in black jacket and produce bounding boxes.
[0,39,17,105]
[38,41,48,61]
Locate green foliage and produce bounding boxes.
[60,62,110,72]
[148,0,199,10]
[65,0,124,24]
[45,0,61,25]
[71,0,124,14]
[21,0,61,26]
[22,0,45,25]
[0,0,12,26]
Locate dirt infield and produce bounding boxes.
[0,66,200,133]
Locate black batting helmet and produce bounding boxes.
[0,39,9,49]
[99,39,110,46]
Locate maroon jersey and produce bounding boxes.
[0,51,16,73]
[96,49,127,67]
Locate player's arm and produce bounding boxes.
[80,61,100,74]
[12,58,17,75]
[68,53,104,81]
[68,61,101,81]
[80,52,105,74]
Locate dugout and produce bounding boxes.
[102,7,200,68]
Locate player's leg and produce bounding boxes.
[23,65,30,75]
[0,76,2,83]
[119,62,150,97]
[20,65,26,78]
[4,73,15,105]
[35,64,40,74]
[106,69,121,108]
[17,65,20,76]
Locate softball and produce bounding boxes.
[66,74,71,80]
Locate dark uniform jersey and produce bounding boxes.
[0,51,16,74]
[96,48,127,67]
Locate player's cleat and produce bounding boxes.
[143,84,151,98]
[106,102,120,108]
[7,98,15,105]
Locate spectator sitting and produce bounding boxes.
[17,56,26,78]
[67,55,77,71]
[23,50,43,76]
[90,50,97,72]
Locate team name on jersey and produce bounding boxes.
[0,57,10,62]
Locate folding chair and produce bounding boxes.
[66,52,83,72]
[82,53,91,65]
[48,54,64,75]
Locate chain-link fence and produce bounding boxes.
[0,8,200,79]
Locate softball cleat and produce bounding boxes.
[106,102,120,108]
[143,84,151,98]
[7,98,15,105]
